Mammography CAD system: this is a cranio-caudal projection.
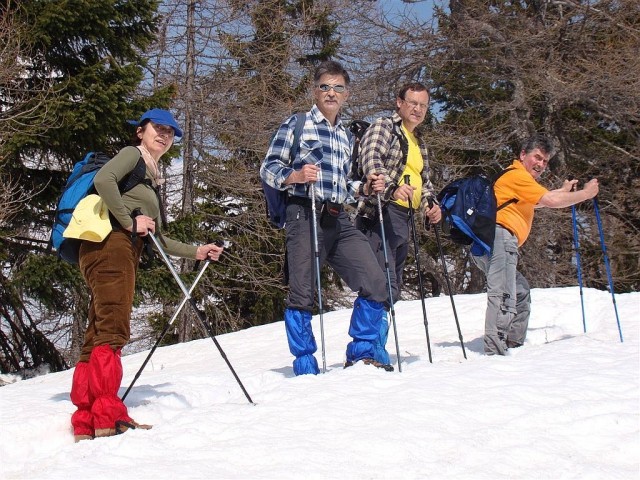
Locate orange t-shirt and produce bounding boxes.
[495,160,548,246]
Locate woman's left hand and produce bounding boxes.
[196,243,224,261]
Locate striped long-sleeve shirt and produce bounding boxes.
[260,105,360,205]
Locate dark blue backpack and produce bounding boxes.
[437,168,516,256]
[51,152,147,264]
[261,112,306,228]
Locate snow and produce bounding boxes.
[1,287,638,480]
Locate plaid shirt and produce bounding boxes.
[356,112,435,219]
[260,105,359,204]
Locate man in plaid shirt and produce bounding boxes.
[260,60,393,375]
[355,82,441,304]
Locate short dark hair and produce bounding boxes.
[397,82,428,101]
[521,134,554,157]
[313,60,350,85]
[131,119,150,146]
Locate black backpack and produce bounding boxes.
[348,119,371,180]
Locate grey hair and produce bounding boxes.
[521,134,554,156]
[313,60,350,85]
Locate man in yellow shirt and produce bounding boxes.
[355,82,441,304]
[354,83,441,364]
[472,135,599,355]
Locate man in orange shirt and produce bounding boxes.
[472,135,599,355]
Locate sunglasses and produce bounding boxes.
[317,84,346,93]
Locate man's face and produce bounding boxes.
[396,89,429,130]
[313,73,349,120]
[520,148,550,179]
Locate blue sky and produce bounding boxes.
[383,0,435,22]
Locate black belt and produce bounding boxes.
[109,213,124,230]
[288,196,318,208]
[288,196,344,214]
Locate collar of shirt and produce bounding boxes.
[391,111,426,141]
[310,104,346,130]
[293,105,353,204]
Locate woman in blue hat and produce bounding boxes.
[70,109,224,442]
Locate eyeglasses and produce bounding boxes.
[317,84,346,93]
[402,99,429,111]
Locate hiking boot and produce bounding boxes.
[115,420,152,434]
[94,427,117,438]
[74,434,93,443]
[362,358,394,371]
[344,358,394,372]
[94,420,152,438]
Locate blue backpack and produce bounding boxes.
[437,168,516,256]
[51,152,147,264]
[261,113,306,228]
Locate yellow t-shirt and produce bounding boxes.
[495,160,548,246]
[393,124,423,209]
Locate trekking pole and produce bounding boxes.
[571,205,587,333]
[593,198,623,342]
[147,231,254,404]
[428,198,467,360]
[122,259,211,401]
[567,177,587,333]
[309,182,327,373]
[376,191,402,372]
[404,176,433,363]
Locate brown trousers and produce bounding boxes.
[78,231,143,362]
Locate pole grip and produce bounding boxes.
[130,208,143,241]
[194,239,225,271]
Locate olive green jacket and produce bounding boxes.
[94,146,197,259]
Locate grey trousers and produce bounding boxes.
[471,226,531,355]
[285,201,388,311]
[355,203,410,303]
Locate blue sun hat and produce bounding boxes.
[128,108,183,138]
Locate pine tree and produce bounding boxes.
[0,0,172,372]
